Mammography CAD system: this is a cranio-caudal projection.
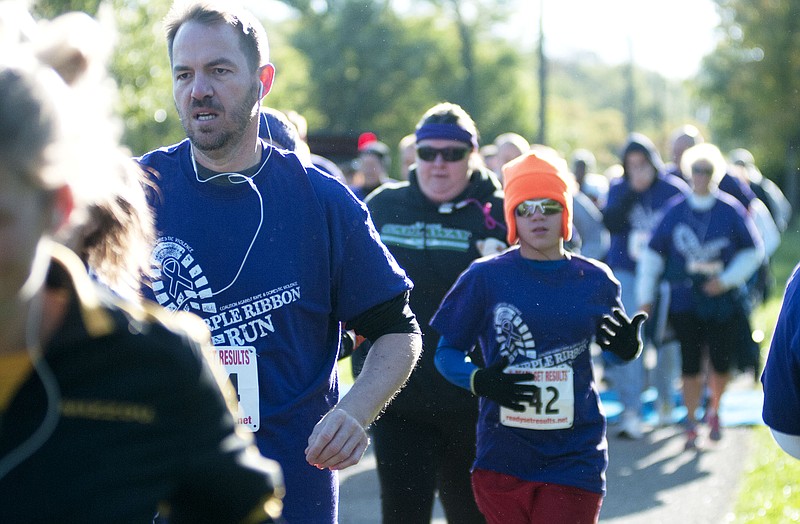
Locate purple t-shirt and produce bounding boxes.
[138,139,411,524]
[647,193,758,315]
[605,176,687,272]
[431,248,622,494]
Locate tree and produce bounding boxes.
[32,0,102,18]
[277,0,538,165]
[109,0,184,155]
[32,0,181,155]
[698,0,800,195]
[30,0,700,176]
[284,0,450,141]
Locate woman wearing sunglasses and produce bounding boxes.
[636,143,764,450]
[431,151,645,524]
[363,102,507,523]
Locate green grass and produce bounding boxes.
[732,221,800,523]
[734,427,800,522]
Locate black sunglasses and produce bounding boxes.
[691,165,714,176]
[416,146,470,162]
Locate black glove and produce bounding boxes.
[472,357,539,412]
[339,330,356,361]
[596,309,647,361]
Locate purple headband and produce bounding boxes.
[415,123,477,149]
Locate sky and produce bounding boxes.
[249,0,722,80]
[514,0,722,79]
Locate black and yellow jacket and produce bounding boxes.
[0,244,283,523]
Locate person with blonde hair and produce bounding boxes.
[0,8,283,522]
[637,142,764,449]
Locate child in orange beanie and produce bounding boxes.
[432,150,645,524]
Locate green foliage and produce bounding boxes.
[32,0,102,17]
[274,0,699,176]
[699,0,800,187]
[31,0,705,172]
[108,0,184,155]
[286,1,462,149]
[259,19,313,123]
[544,58,698,171]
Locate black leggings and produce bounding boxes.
[669,312,738,375]
[371,409,485,524]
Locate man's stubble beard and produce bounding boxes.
[181,85,260,154]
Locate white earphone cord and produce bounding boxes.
[0,289,62,481]
[189,112,273,296]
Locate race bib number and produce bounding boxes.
[627,230,651,261]
[686,259,724,276]
[500,364,574,430]
[207,346,259,432]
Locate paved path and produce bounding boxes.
[338,412,754,523]
[598,424,751,523]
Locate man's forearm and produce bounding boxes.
[335,332,421,427]
[771,428,800,460]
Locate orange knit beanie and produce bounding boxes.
[502,151,573,245]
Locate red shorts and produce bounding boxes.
[471,468,603,524]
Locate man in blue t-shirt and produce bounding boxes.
[137,4,422,523]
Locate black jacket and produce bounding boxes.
[365,168,506,416]
[0,246,282,523]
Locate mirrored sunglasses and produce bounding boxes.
[515,199,564,217]
[416,146,470,162]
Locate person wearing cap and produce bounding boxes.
[637,143,764,450]
[259,107,301,152]
[351,133,392,200]
[431,150,645,524]
[258,107,348,185]
[364,102,507,523]
[724,148,784,378]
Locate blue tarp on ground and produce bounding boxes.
[601,385,765,427]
